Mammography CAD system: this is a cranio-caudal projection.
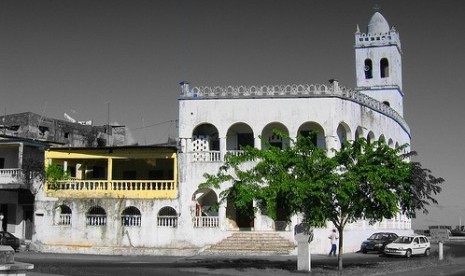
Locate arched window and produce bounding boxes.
[383,101,390,107]
[121,206,141,227]
[57,205,72,225]
[364,59,373,79]
[86,206,107,226]
[367,132,375,146]
[157,206,178,227]
[380,58,389,78]
[336,123,351,150]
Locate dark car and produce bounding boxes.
[0,231,20,251]
[360,232,398,253]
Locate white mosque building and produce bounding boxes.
[176,11,412,253]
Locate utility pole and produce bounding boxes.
[107,101,110,146]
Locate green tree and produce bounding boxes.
[45,163,70,190]
[200,132,443,271]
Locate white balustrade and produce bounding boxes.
[191,151,222,162]
[121,215,141,227]
[50,180,175,192]
[226,150,245,157]
[112,180,175,191]
[58,214,72,225]
[0,169,22,177]
[157,216,178,227]
[86,214,107,226]
[193,216,219,228]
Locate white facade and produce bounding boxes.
[31,11,414,255]
[176,11,413,254]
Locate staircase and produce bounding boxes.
[201,232,296,255]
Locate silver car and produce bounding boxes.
[383,235,431,258]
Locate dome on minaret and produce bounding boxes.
[367,12,390,34]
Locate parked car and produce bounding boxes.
[360,232,398,253]
[0,231,20,251]
[383,235,431,258]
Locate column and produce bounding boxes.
[254,136,262,150]
[219,137,226,161]
[218,200,226,230]
[18,143,24,169]
[107,158,113,191]
[325,135,339,157]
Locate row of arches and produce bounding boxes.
[56,205,179,228]
[364,58,389,79]
[189,121,401,154]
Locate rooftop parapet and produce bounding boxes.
[355,28,401,51]
[179,81,410,135]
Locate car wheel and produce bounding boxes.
[405,249,412,258]
[424,248,430,257]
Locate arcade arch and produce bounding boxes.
[192,189,219,228]
[261,122,289,149]
[226,123,254,151]
[192,123,220,151]
[336,122,351,149]
[297,122,326,149]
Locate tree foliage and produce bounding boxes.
[45,163,70,190]
[200,131,443,270]
[21,157,45,194]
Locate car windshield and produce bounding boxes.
[368,233,383,240]
[1,232,15,238]
[393,236,413,244]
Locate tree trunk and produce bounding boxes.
[337,226,344,271]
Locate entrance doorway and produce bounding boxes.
[236,201,254,230]
[226,189,254,231]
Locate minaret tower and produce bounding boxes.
[355,12,404,116]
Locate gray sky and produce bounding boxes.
[1,0,464,229]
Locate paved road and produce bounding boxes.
[14,241,465,276]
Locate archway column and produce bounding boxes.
[325,135,339,157]
[218,199,227,230]
[219,137,227,161]
[254,136,262,150]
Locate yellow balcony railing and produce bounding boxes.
[46,179,177,199]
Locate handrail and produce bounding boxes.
[48,180,176,191]
[0,169,23,177]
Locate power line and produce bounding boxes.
[131,119,178,131]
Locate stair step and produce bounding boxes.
[202,232,295,255]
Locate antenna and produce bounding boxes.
[105,101,110,146]
[38,101,48,126]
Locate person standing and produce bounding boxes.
[328,229,339,256]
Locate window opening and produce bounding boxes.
[157,206,178,227]
[58,205,72,225]
[86,206,107,226]
[380,58,389,78]
[121,206,141,227]
[364,59,373,79]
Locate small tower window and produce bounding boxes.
[364,59,373,79]
[380,58,389,78]
[383,101,390,107]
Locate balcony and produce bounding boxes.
[0,169,25,188]
[46,179,177,199]
[45,145,178,199]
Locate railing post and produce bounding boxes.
[107,158,113,191]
